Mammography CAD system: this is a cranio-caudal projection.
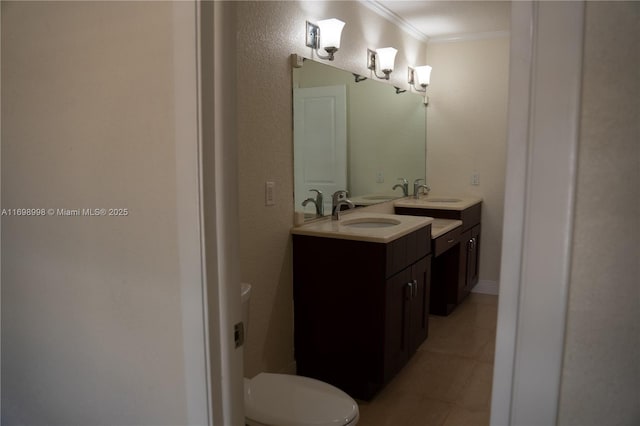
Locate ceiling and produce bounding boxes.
[368,0,511,41]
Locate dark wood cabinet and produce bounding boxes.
[292,225,431,400]
[396,202,481,230]
[384,256,430,382]
[458,224,481,303]
[396,202,481,315]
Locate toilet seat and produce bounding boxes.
[244,373,359,426]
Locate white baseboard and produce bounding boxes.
[472,279,499,295]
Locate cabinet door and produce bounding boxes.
[458,225,481,302]
[384,267,412,382]
[458,229,472,303]
[383,255,432,382]
[466,225,481,289]
[408,255,431,353]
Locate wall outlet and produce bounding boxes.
[376,171,384,183]
[265,181,275,206]
[471,173,480,186]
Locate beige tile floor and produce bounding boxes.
[357,293,498,426]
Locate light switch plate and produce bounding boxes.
[265,181,275,205]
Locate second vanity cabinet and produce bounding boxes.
[396,201,481,314]
[292,224,431,400]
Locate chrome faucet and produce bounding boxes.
[413,179,431,199]
[392,178,409,197]
[332,190,355,220]
[302,189,324,217]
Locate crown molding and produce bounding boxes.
[428,30,511,44]
[359,0,430,43]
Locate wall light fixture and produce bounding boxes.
[305,18,345,61]
[408,65,432,92]
[367,47,398,80]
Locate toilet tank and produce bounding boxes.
[241,283,251,337]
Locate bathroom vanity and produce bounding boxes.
[395,197,482,315]
[291,213,433,400]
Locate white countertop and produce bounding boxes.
[395,195,482,211]
[290,212,433,243]
[431,219,463,238]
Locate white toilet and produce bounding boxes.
[241,283,359,426]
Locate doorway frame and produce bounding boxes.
[197,1,245,425]
[204,0,588,424]
[491,1,584,425]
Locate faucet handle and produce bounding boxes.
[397,177,408,184]
[332,190,349,202]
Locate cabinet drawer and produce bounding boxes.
[385,224,431,278]
[433,227,461,257]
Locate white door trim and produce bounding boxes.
[198,1,244,425]
[173,2,210,424]
[174,1,243,425]
[491,1,584,425]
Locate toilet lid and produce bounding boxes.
[244,373,359,426]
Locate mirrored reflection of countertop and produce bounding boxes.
[394,195,482,211]
[431,219,463,239]
[290,212,434,243]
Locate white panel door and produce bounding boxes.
[293,85,347,215]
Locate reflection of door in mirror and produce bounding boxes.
[293,85,347,217]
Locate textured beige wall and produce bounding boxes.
[425,37,510,284]
[2,2,189,423]
[558,2,640,424]
[236,1,428,377]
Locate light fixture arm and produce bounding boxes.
[367,49,392,80]
[408,68,426,92]
[305,20,344,61]
[408,65,432,93]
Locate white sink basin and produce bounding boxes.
[342,217,401,229]
[291,212,433,243]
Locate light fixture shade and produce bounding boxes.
[376,47,397,72]
[317,18,345,50]
[415,65,432,87]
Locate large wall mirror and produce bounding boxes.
[292,57,427,219]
